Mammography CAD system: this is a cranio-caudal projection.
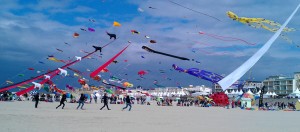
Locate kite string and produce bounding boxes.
[168,0,221,21]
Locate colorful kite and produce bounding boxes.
[131,30,140,34]
[227,11,295,32]
[172,64,223,83]
[88,27,95,32]
[73,32,80,38]
[113,21,121,27]
[90,44,131,78]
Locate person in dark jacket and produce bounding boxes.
[34,93,39,108]
[100,93,110,110]
[77,93,85,110]
[122,95,132,111]
[56,94,67,109]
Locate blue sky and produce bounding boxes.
[1,0,300,90]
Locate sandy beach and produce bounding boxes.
[0,101,299,132]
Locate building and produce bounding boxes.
[263,75,294,96]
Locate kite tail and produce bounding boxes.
[90,44,131,78]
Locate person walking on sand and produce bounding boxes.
[122,95,132,111]
[100,93,110,110]
[56,93,67,109]
[77,93,86,110]
[34,93,39,108]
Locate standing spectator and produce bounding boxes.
[34,93,39,108]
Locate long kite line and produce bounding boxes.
[168,0,221,22]
[218,3,300,90]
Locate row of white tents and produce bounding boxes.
[224,89,278,98]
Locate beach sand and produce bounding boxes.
[0,101,299,132]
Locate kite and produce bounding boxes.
[142,46,190,60]
[88,27,95,32]
[138,8,144,12]
[17,84,32,89]
[102,80,126,90]
[64,42,71,46]
[113,21,121,27]
[199,31,256,45]
[28,68,34,70]
[66,84,75,91]
[106,31,117,40]
[227,11,295,32]
[6,80,14,84]
[56,48,63,52]
[93,45,102,53]
[145,35,150,39]
[92,75,101,82]
[18,74,25,77]
[112,60,118,64]
[219,4,300,90]
[131,30,140,34]
[47,57,64,63]
[80,28,87,31]
[58,68,68,76]
[149,6,156,9]
[67,67,82,74]
[90,44,131,78]
[73,32,80,38]
[150,40,156,43]
[138,70,147,76]
[89,19,96,22]
[78,79,86,85]
[38,61,45,64]
[123,82,133,87]
[168,0,221,21]
[172,64,223,83]
[101,68,109,73]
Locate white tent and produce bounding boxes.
[288,88,300,98]
[225,90,229,95]
[271,92,277,96]
[246,89,253,95]
[238,90,243,95]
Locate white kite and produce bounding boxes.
[58,68,68,76]
[218,3,300,90]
